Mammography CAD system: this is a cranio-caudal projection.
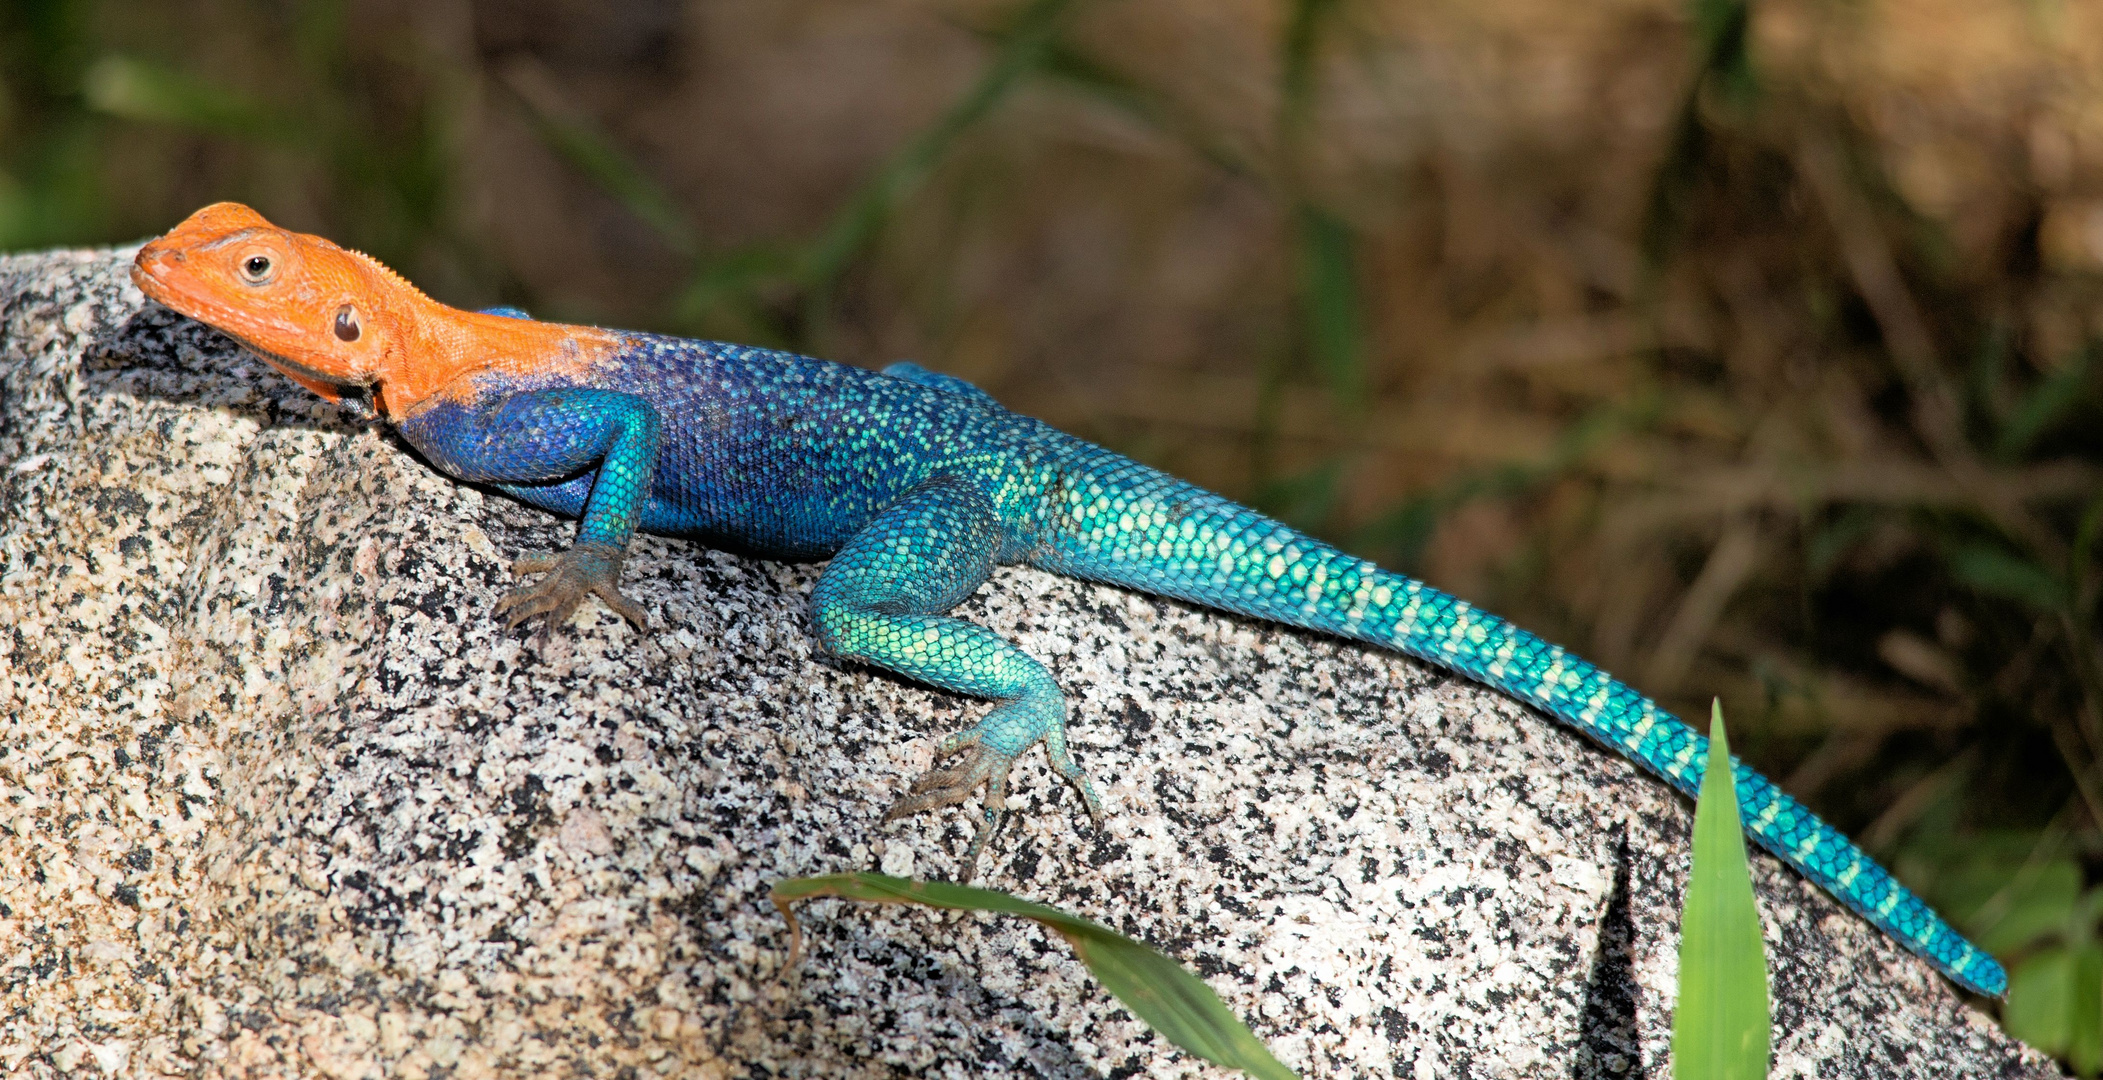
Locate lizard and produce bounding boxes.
[129,201,2007,997]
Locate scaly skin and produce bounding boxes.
[130,202,2007,996]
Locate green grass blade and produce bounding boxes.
[82,56,286,139]
[1996,343,2095,459]
[496,62,696,256]
[1672,701,1771,1080]
[772,872,1299,1080]
[796,0,1071,288]
[1295,204,1367,409]
[1945,543,2070,613]
[671,0,1073,331]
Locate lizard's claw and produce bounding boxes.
[495,542,649,635]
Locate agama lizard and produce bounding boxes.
[130,202,2008,996]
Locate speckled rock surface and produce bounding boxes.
[0,245,2060,1079]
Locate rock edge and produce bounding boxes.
[0,246,2059,1078]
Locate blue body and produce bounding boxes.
[396,325,2006,997]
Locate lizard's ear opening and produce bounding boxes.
[333,304,362,342]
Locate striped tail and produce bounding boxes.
[1034,459,2007,996]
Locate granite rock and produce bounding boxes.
[0,245,2061,1078]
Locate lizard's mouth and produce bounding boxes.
[237,339,384,417]
[234,337,373,393]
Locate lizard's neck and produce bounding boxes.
[379,303,621,418]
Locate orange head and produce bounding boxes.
[135,202,620,416]
[132,202,438,411]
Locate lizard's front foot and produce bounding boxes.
[884,687,1105,880]
[495,542,648,634]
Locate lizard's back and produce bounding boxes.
[481,334,1080,561]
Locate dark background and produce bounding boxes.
[7,0,2103,1060]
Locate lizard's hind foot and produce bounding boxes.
[883,693,1106,880]
[496,542,649,634]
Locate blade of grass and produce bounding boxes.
[1350,400,1632,569]
[1280,0,1341,130]
[772,872,1299,1080]
[1688,0,1755,107]
[1296,204,1367,409]
[673,0,1075,330]
[1278,0,1367,413]
[1995,343,2095,460]
[1671,701,1771,1080]
[1945,543,2070,614]
[497,58,696,256]
[81,55,287,139]
[1640,0,1754,267]
[801,0,1072,287]
[1033,41,1260,180]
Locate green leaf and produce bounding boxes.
[2018,942,2103,1074]
[2074,944,2103,1075]
[81,56,285,139]
[1996,344,2095,459]
[1945,543,2070,613]
[1295,204,1367,409]
[1973,859,2081,956]
[1672,702,1771,1080]
[772,873,1298,1080]
[2007,947,2076,1056]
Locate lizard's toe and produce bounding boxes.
[495,587,565,629]
[883,743,996,820]
[511,551,560,576]
[593,582,650,629]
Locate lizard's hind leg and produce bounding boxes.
[811,476,1104,879]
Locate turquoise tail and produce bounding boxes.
[1031,456,2006,996]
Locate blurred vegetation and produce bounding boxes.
[6,0,2103,1062]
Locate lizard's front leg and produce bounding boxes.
[811,476,1105,879]
[398,386,662,632]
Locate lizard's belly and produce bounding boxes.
[496,464,887,561]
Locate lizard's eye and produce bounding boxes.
[333,304,361,342]
[240,254,274,283]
